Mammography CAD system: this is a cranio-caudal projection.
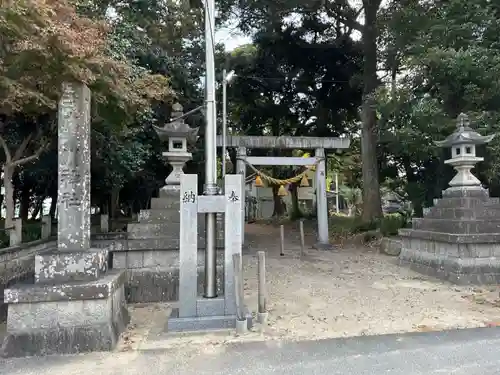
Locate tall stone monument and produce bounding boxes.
[1,83,129,357]
[399,113,500,284]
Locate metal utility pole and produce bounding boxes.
[222,68,227,180]
[222,69,235,179]
[204,0,217,298]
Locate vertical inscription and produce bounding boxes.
[178,174,198,317]
[224,174,243,316]
[182,191,196,203]
[57,83,91,251]
[228,190,239,202]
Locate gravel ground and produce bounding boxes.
[3,222,500,375]
[116,223,500,352]
[241,223,500,340]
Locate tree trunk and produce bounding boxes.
[290,182,300,219]
[19,187,31,220]
[360,0,383,223]
[31,197,43,220]
[271,186,285,217]
[3,166,15,228]
[110,188,120,218]
[49,191,57,220]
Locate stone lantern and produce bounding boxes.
[435,113,495,189]
[153,103,199,192]
[399,112,500,285]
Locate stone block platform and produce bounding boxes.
[399,188,500,285]
[2,269,129,357]
[1,249,129,358]
[167,300,252,332]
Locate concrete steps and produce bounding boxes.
[412,218,500,234]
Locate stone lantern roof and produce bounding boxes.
[153,102,199,143]
[434,113,495,148]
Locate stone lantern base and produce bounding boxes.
[399,187,500,285]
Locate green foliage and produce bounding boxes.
[6,0,500,232]
[376,0,500,209]
[329,212,407,239]
[380,213,406,237]
[0,220,43,249]
[226,18,363,139]
[22,222,42,243]
[329,214,377,236]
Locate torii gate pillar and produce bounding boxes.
[315,147,330,249]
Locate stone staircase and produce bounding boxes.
[113,190,225,303]
[399,188,500,285]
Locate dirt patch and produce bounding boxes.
[243,248,500,339]
[120,223,500,352]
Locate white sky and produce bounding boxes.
[216,22,251,51]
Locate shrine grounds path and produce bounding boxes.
[4,222,500,374]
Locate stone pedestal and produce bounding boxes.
[2,235,129,358]
[2,256,128,357]
[399,187,500,284]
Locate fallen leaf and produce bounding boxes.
[416,325,435,332]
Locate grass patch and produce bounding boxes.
[0,219,45,249]
[330,212,409,243]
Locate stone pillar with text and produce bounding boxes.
[1,83,129,358]
[167,173,252,332]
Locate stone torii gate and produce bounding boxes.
[216,135,351,249]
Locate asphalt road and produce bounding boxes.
[3,328,500,375]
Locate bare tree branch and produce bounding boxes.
[0,134,11,163]
[324,0,364,32]
[12,133,33,162]
[11,140,49,167]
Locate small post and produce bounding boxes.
[41,215,51,240]
[335,172,339,214]
[257,251,268,324]
[9,218,22,247]
[280,224,285,256]
[299,219,305,256]
[100,214,109,233]
[232,253,247,334]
